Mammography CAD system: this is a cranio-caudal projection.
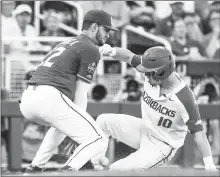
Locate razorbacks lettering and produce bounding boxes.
[142,91,176,118]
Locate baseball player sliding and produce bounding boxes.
[96,45,217,171]
[19,10,118,173]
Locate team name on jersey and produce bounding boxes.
[60,38,79,47]
[142,91,176,118]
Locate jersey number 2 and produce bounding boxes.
[41,47,66,67]
[158,116,172,128]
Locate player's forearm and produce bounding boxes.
[194,130,216,169]
[74,91,88,110]
[73,80,90,110]
[195,130,212,157]
[99,45,141,67]
[113,47,135,65]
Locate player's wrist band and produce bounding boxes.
[131,55,141,68]
[203,156,215,168]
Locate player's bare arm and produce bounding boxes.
[194,130,216,170]
[113,47,137,65]
[99,44,141,67]
[74,80,90,110]
[176,85,216,171]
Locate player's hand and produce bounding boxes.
[99,44,116,57]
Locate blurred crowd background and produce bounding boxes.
[1,0,220,172]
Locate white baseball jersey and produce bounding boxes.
[141,73,203,149]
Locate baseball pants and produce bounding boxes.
[96,114,176,171]
[19,85,108,170]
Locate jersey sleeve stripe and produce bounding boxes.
[77,74,91,84]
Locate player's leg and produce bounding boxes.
[39,89,108,171]
[109,128,175,171]
[20,86,67,173]
[31,127,66,167]
[53,95,108,170]
[20,85,108,171]
[96,114,143,149]
[24,128,66,173]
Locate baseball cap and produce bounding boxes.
[13,4,32,16]
[83,10,119,31]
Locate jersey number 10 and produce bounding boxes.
[157,116,172,128]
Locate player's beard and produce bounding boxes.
[96,29,106,46]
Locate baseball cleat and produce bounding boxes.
[23,165,45,175]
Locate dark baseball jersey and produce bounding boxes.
[29,34,100,100]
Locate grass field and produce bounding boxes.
[2,167,219,176]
